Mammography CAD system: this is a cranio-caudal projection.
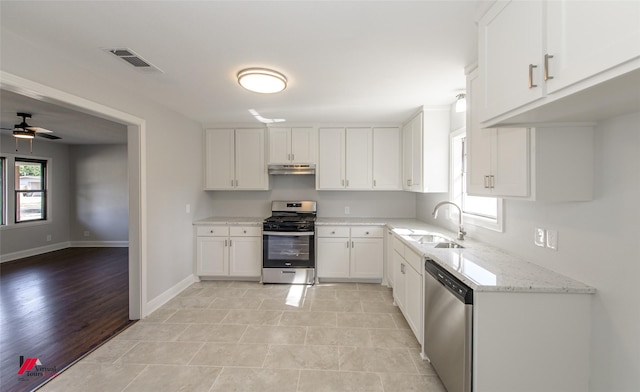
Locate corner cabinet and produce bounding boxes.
[479,0,640,123]
[204,128,268,190]
[466,67,594,201]
[316,226,384,281]
[195,225,262,278]
[402,109,449,193]
[268,127,316,165]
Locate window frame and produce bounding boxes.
[0,154,52,229]
[0,157,5,226]
[450,127,504,232]
[14,157,48,223]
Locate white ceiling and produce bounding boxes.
[0,1,482,143]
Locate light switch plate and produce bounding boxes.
[344,206,350,215]
[546,229,558,250]
[534,227,546,247]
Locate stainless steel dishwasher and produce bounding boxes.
[423,257,473,392]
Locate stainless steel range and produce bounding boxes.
[262,201,316,285]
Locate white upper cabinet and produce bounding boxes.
[401,109,449,193]
[372,127,402,190]
[268,127,316,164]
[545,0,640,94]
[479,0,640,124]
[479,0,544,122]
[345,128,373,190]
[204,128,268,190]
[317,128,347,189]
[317,127,400,191]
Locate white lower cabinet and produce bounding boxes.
[195,225,261,278]
[392,235,423,345]
[317,226,383,281]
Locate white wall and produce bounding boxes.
[418,111,640,392]
[202,174,416,219]
[0,134,71,255]
[69,144,128,242]
[0,30,209,303]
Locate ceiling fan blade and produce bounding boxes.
[26,126,53,133]
[36,133,62,140]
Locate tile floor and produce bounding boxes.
[39,281,446,392]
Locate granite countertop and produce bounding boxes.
[317,217,595,294]
[193,217,264,225]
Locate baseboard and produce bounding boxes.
[0,241,129,263]
[69,241,129,247]
[0,242,72,263]
[144,274,198,318]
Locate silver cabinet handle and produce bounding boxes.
[331,231,335,234]
[235,179,238,187]
[346,241,350,248]
[224,239,228,246]
[544,54,554,81]
[229,239,232,246]
[288,153,291,161]
[373,179,377,187]
[351,241,355,248]
[365,231,370,235]
[490,175,495,189]
[231,180,234,187]
[346,179,349,187]
[528,64,538,88]
[484,175,489,189]
[210,229,214,234]
[243,229,247,234]
[291,153,295,161]
[341,179,345,186]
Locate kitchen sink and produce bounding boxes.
[404,234,464,249]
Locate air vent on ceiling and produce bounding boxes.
[106,48,163,73]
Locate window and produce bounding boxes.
[451,129,503,231]
[14,158,47,223]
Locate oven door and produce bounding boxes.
[263,231,315,268]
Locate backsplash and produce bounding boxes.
[204,175,417,218]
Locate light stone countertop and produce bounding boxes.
[318,217,595,294]
[193,217,264,226]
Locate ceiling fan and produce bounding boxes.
[1,112,61,152]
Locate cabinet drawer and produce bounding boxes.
[392,235,405,256]
[229,226,261,237]
[404,248,423,275]
[350,226,384,238]
[196,226,229,237]
[317,226,350,237]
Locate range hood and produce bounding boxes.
[268,164,315,175]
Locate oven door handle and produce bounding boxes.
[263,231,315,236]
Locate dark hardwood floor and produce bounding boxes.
[0,247,133,392]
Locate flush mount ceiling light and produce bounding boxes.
[455,93,467,113]
[237,68,287,94]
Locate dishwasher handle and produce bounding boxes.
[425,258,473,305]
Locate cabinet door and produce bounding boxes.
[350,238,383,279]
[479,0,544,121]
[411,114,424,192]
[317,237,350,278]
[546,1,640,94]
[466,69,493,196]
[392,251,406,310]
[197,237,228,276]
[235,129,267,190]
[345,128,373,189]
[290,128,316,164]
[372,127,401,190]
[402,122,413,191]
[229,236,261,277]
[493,128,529,197]
[317,128,346,189]
[268,127,291,164]
[404,263,423,345]
[204,129,235,189]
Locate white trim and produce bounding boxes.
[0,241,71,263]
[69,241,129,247]
[144,274,198,318]
[1,71,146,320]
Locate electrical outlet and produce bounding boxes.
[546,229,558,250]
[84,230,90,237]
[344,206,350,215]
[186,204,191,214]
[534,227,546,247]
[46,234,52,242]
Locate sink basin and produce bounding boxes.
[405,234,465,249]
[434,242,464,249]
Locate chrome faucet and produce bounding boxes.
[432,201,466,241]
